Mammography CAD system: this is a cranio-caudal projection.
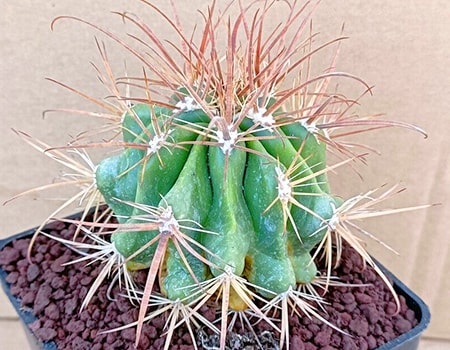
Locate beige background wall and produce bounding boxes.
[1,0,449,341]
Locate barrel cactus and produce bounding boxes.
[10,1,429,349]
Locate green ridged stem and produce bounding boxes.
[110,122,198,269]
[94,94,342,300]
[244,139,296,295]
[159,136,212,300]
[95,146,145,222]
[281,122,330,193]
[202,144,252,277]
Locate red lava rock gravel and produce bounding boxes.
[0,217,418,349]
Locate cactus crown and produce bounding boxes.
[9,1,429,349]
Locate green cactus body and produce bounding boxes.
[95,146,145,222]
[100,104,204,270]
[175,109,211,125]
[290,195,333,249]
[111,227,158,271]
[95,93,344,296]
[202,144,252,277]
[286,177,335,284]
[130,126,198,210]
[282,122,330,193]
[286,196,332,284]
[109,125,199,269]
[98,99,341,290]
[240,118,320,194]
[242,114,339,285]
[96,103,170,220]
[286,250,318,284]
[159,137,212,300]
[244,140,296,295]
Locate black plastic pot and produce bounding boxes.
[1,224,431,350]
